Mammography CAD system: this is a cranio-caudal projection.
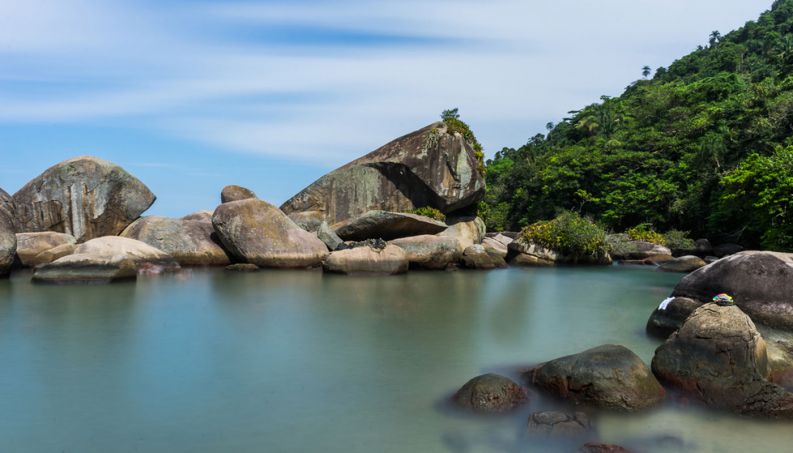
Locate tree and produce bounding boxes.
[441,108,460,121]
[709,30,721,46]
[642,65,652,78]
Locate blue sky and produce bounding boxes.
[0,0,770,216]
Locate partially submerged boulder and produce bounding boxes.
[225,263,259,272]
[15,232,77,267]
[526,411,592,438]
[659,255,706,273]
[452,373,527,413]
[390,235,460,269]
[33,236,179,283]
[281,122,485,225]
[322,245,408,275]
[13,156,155,241]
[651,304,793,416]
[121,216,230,266]
[461,244,506,270]
[333,210,447,241]
[531,344,664,412]
[221,185,256,203]
[671,251,793,331]
[607,234,672,261]
[212,199,328,268]
[0,188,16,276]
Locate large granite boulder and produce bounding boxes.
[671,251,793,331]
[15,232,77,267]
[461,244,507,270]
[221,185,256,203]
[33,236,179,283]
[316,221,344,251]
[322,245,408,274]
[651,304,793,416]
[212,199,328,268]
[437,216,485,253]
[389,235,460,269]
[531,344,664,412]
[333,210,447,241]
[0,188,15,276]
[121,216,230,266]
[452,373,527,413]
[13,156,155,242]
[281,122,485,225]
[658,255,706,273]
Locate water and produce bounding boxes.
[0,266,791,452]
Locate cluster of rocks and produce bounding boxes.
[607,234,743,273]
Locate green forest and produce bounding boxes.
[480,0,793,251]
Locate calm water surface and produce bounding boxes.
[1,266,792,452]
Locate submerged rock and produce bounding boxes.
[659,255,706,273]
[527,411,592,438]
[0,188,16,276]
[390,235,460,269]
[221,185,256,203]
[12,156,155,241]
[225,263,259,272]
[281,122,485,226]
[33,236,179,283]
[121,216,230,266]
[452,373,527,413]
[531,344,664,412]
[579,443,632,453]
[15,232,77,267]
[212,199,328,268]
[322,245,408,275]
[333,210,447,241]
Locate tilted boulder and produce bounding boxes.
[212,199,328,268]
[221,185,256,203]
[437,216,485,253]
[333,210,447,241]
[13,156,155,241]
[0,188,16,276]
[452,374,527,413]
[15,232,77,267]
[121,216,230,266]
[317,221,344,251]
[651,304,793,416]
[671,251,793,331]
[531,344,664,412]
[281,122,485,225]
[30,243,76,267]
[658,255,706,273]
[322,245,408,275]
[33,236,179,283]
[389,235,460,269]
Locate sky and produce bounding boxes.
[0,0,771,216]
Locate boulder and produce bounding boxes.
[15,232,77,267]
[33,236,179,283]
[0,188,16,276]
[526,411,591,438]
[281,122,485,225]
[121,216,230,266]
[438,216,485,253]
[212,199,329,268]
[29,243,76,267]
[390,235,460,270]
[225,263,259,272]
[713,243,744,258]
[606,234,671,260]
[461,244,506,270]
[181,210,213,222]
[322,245,408,275]
[221,185,256,203]
[508,237,612,266]
[651,304,793,416]
[671,251,793,331]
[452,373,527,414]
[317,221,344,251]
[658,255,706,273]
[645,297,703,339]
[531,344,664,412]
[490,233,514,247]
[333,210,447,241]
[481,237,508,259]
[12,156,155,241]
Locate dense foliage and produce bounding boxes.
[408,206,447,222]
[483,0,793,250]
[520,211,610,261]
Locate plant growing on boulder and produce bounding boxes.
[408,206,446,222]
[441,108,485,174]
[521,211,610,261]
[626,223,666,245]
[664,229,696,250]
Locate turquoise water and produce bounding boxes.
[0,266,791,452]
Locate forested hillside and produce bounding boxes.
[483,0,793,250]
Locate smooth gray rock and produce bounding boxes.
[221,185,256,203]
[317,221,344,251]
[437,216,485,253]
[13,156,155,241]
[281,122,485,225]
[390,235,460,269]
[333,210,447,241]
[322,245,408,275]
[452,373,527,413]
[461,244,506,269]
[645,297,702,339]
[607,234,671,260]
[659,255,706,273]
[121,216,231,266]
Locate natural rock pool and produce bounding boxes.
[1,266,792,452]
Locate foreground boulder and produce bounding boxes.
[281,122,485,225]
[333,210,447,241]
[322,245,408,274]
[33,236,179,283]
[658,255,706,273]
[651,304,793,416]
[221,185,256,203]
[390,235,459,269]
[15,232,77,267]
[671,251,793,331]
[452,374,527,413]
[121,216,230,266]
[438,216,486,253]
[13,156,155,241]
[212,199,328,268]
[0,188,15,276]
[531,344,664,412]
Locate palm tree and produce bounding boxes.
[709,30,721,47]
[642,66,652,78]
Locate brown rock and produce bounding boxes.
[322,245,408,274]
[221,185,256,203]
[390,235,460,269]
[29,243,76,267]
[121,216,230,266]
[452,373,527,413]
[15,232,77,267]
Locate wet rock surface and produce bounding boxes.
[452,374,527,413]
